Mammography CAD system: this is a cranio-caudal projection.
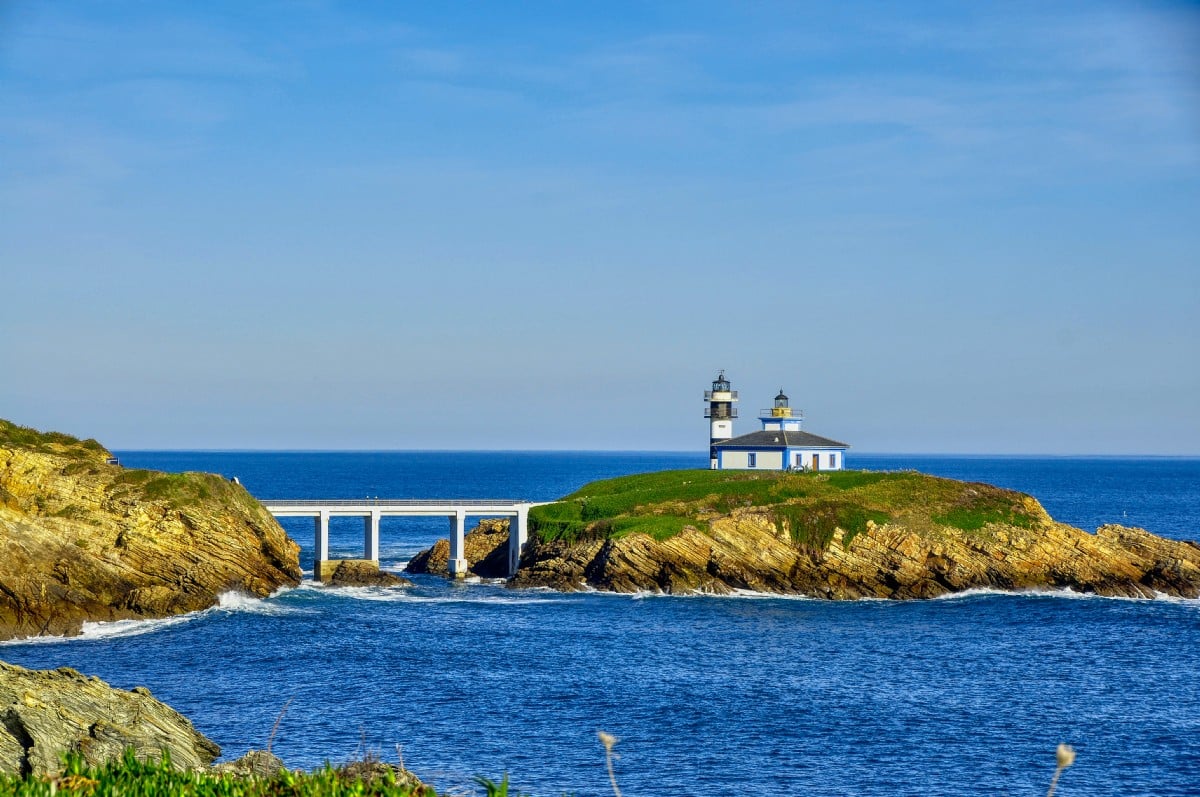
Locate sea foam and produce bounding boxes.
[0,589,306,646]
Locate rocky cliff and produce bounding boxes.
[431,470,1200,599]
[0,420,302,641]
[0,661,219,775]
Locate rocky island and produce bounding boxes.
[412,469,1200,599]
[0,419,302,641]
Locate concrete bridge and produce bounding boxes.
[260,499,536,581]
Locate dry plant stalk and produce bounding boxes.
[1047,743,1076,797]
[266,697,294,754]
[597,731,622,797]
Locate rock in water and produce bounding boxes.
[326,560,412,588]
[406,518,510,577]
[0,419,303,641]
[0,660,220,776]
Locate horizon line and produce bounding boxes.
[109,448,1200,459]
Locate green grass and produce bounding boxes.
[529,468,1043,551]
[0,750,442,797]
[934,503,1037,532]
[773,501,891,551]
[106,469,262,513]
[0,419,108,460]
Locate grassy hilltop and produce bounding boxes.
[529,468,1042,550]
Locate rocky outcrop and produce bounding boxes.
[405,518,510,578]
[326,560,412,588]
[335,756,431,793]
[0,661,219,776]
[0,420,302,641]
[509,515,1200,599]
[212,749,286,778]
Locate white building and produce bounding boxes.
[704,375,848,471]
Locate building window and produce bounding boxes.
[748,453,757,468]
[829,453,836,468]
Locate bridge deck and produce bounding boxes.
[261,499,531,516]
[259,498,539,579]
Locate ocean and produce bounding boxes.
[3,452,1198,796]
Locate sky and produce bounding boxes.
[1,1,1198,454]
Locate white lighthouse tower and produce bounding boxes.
[704,371,739,468]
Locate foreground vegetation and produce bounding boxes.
[0,741,1075,797]
[529,468,1041,549]
[0,751,458,797]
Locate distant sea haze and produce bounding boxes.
[5,452,1198,796]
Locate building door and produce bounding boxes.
[811,453,820,471]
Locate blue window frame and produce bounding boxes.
[748,452,757,468]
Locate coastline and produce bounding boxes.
[4,450,1198,795]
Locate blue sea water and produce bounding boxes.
[3,452,1199,796]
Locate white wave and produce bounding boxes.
[0,613,201,646]
[405,593,570,605]
[215,590,311,616]
[575,583,1200,605]
[926,587,1022,601]
[1150,590,1200,605]
[310,584,415,602]
[297,580,569,605]
[78,614,198,640]
[0,589,308,646]
[926,586,1200,604]
[624,586,817,601]
[726,588,816,601]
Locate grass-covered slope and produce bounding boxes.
[530,468,1042,549]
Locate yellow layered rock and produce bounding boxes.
[0,420,301,641]
[0,661,220,775]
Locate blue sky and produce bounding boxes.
[1,1,1197,453]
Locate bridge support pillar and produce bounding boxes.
[508,506,528,577]
[314,510,330,580]
[448,510,469,578]
[363,511,381,562]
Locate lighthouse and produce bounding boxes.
[759,389,803,432]
[704,371,739,468]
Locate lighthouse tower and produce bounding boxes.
[759,389,804,432]
[704,371,739,468]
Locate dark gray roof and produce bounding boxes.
[713,429,849,450]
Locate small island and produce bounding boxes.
[412,468,1200,599]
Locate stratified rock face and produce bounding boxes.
[512,519,1200,598]
[0,661,220,775]
[406,518,510,578]
[509,471,1200,599]
[0,420,302,641]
